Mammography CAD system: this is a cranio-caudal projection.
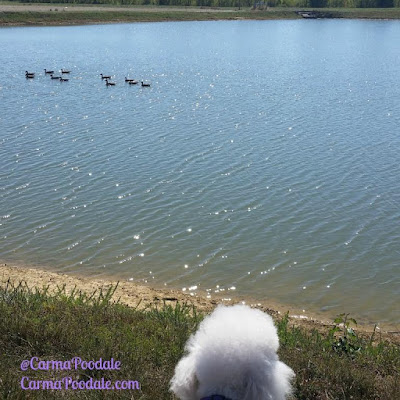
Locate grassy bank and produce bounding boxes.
[0,280,399,399]
[0,7,297,26]
[1,5,400,26]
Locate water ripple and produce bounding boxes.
[1,20,400,325]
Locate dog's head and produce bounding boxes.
[170,304,295,400]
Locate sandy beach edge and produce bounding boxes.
[1,262,399,344]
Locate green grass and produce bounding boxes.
[2,7,400,26]
[0,9,299,26]
[293,6,400,18]
[2,5,400,25]
[331,7,400,18]
[0,280,399,399]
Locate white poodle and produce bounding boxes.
[170,304,295,400]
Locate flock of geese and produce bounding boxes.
[25,69,151,87]
[25,69,70,82]
[99,73,150,87]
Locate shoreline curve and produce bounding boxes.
[1,262,399,342]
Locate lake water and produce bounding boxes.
[1,19,399,327]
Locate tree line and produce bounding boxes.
[8,0,400,9]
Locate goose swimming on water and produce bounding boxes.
[61,69,70,74]
[100,74,111,80]
[141,81,150,87]
[44,69,54,74]
[105,79,116,86]
[25,71,35,78]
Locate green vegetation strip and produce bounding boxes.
[1,280,399,399]
[0,9,300,25]
[2,7,400,25]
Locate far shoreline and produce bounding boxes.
[1,4,400,27]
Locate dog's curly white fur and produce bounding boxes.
[170,304,295,400]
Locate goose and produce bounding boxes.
[105,79,116,86]
[100,74,111,80]
[141,81,151,87]
[44,69,54,74]
[25,71,35,78]
[125,77,135,82]
[59,77,69,82]
[128,80,139,85]
[50,74,61,80]
[61,69,70,74]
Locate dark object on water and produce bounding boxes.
[128,80,139,85]
[59,77,69,82]
[105,79,116,86]
[50,74,61,80]
[298,11,317,19]
[25,71,35,78]
[44,69,54,74]
[295,10,335,19]
[61,69,70,74]
[100,73,111,80]
[141,81,151,87]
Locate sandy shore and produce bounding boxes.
[0,261,319,323]
[0,262,219,312]
[1,262,399,344]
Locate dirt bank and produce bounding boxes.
[1,262,399,344]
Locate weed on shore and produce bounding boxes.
[0,280,399,399]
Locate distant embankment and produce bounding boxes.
[1,4,400,26]
[0,6,298,26]
[3,0,400,8]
